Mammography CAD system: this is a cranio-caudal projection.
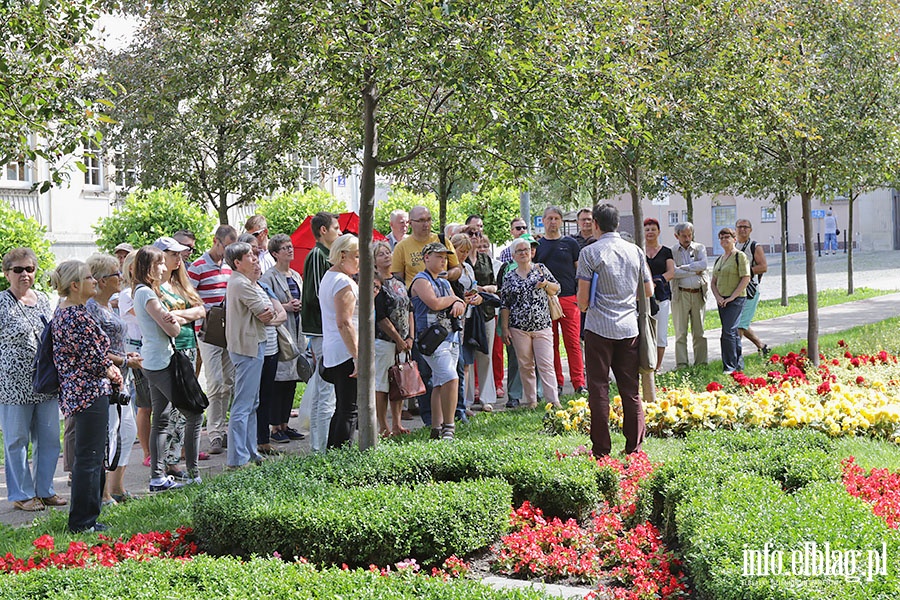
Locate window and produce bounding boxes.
[761,206,777,223]
[84,142,102,187]
[300,156,319,185]
[114,150,137,189]
[667,211,679,226]
[4,157,32,183]
[682,210,689,224]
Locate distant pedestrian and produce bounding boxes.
[735,219,769,356]
[824,208,839,255]
[572,208,596,250]
[643,218,674,369]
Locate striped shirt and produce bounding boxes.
[188,251,232,310]
[576,232,651,340]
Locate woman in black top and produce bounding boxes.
[644,218,675,370]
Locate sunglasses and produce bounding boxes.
[513,225,527,231]
[10,265,35,274]
[250,229,268,237]
[100,271,122,279]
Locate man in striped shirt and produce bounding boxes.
[576,204,652,458]
[188,224,238,455]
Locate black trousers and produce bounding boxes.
[322,358,358,448]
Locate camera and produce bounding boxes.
[110,383,130,406]
[449,315,464,332]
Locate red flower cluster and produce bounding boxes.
[0,527,198,574]
[495,454,689,598]
[842,457,900,529]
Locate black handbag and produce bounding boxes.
[201,303,227,348]
[33,315,59,395]
[464,308,489,354]
[416,322,449,356]
[746,279,758,300]
[169,341,209,414]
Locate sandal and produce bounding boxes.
[13,498,44,512]
[111,491,140,503]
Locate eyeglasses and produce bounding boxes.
[736,225,751,229]
[100,271,122,279]
[279,245,294,252]
[412,218,432,223]
[9,265,35,274]
[513,225,527,231]
[467,231,482,237]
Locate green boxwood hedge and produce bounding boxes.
[193,477,512,566]
[0,555,553,599]
[641,429,900,599]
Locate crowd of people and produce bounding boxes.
[0,204,771,532]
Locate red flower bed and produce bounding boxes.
[494,452,689,599]
[842,457,900,529]
[0,527,198,574]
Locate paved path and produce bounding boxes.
[2,249,899,530]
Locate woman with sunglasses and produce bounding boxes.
[0,248,62,513]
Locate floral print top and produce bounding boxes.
[51,304,113,417]
[0,290,54,405]
[500,263,557,332]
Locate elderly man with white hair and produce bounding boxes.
[387,209,409,250]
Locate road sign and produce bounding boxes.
[533,215,543,229]
[811,209,826,219]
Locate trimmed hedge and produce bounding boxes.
[0,555,553,599]
[642,429,900,599]
[242,438,607,518]
[193,477,512,566]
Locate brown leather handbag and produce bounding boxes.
[388,354,427,402]
[201,303,227,348]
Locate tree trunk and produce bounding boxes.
[627,161,655,404]
[779,190,788,306]
[800,190,819,365]
[848,188,856,295]
[356,73,378,451]
[438,164,448,233]
[684,188,694,225]
[217,194,229,225]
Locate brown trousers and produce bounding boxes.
[584,330,645,456]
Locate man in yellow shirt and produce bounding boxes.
[391,206,461,285]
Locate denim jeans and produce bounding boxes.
[0,399,60,502]
[228,343,265,467]
[718,297,746,373]
[824,233,838,253]
[69,397,109,532]
[303,336,336,453]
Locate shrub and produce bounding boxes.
[644,429,900,599]
[246,438,604,518]
[0,555,554,599]
[92,185,217,253]
[454,187,522,244]
[193,478,512,566]
[0,202,54,291]
[375,187,438,235]
[256,188,346,237]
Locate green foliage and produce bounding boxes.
[92,186,217,254]
[375,187,439,235]
[193,477,511,566]
[256,188,346,237]
[0,0,102,189]
[453,187,522,244]
[0,555,554,599]
[644,428,900,599]
[0,203,55,291]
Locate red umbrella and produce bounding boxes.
[290,212,386,276]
